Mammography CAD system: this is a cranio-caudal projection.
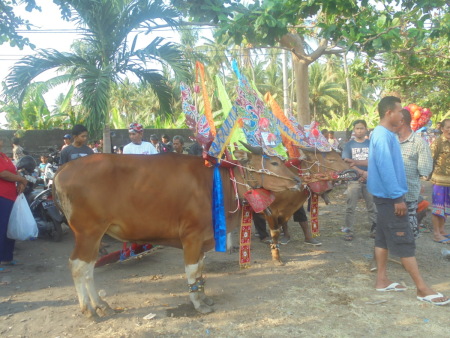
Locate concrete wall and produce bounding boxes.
[0,129,194,157]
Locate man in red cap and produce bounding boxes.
[123,122,157,155]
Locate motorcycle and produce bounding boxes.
[42,148,60,188]
[16,155,65,241]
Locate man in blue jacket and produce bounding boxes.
[368,96,449,305]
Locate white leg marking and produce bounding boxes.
[70,259,93,315]
[226,233,233,252]
[185,263,199,285]
[185,263,202,309]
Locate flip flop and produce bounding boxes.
[305,238,322,246]
[376,282,407,292]
[433,238,450,244]
[444,234,450,238]
[0,268,10,273]
[417,293,450,306]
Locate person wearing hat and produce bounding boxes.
[60,124,94,165]
[62,134,72,150]
[123,122,157,155]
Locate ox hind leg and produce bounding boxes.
[183,236,214,314]
[70,230,114,318]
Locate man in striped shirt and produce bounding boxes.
[397,109,433,238]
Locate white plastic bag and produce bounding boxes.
[7,193,38,240]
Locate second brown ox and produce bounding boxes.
[258,148,354,263]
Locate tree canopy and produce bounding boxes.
[179,0,450,123]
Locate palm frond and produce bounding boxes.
[130,66,173,115]
[5,49,85,104]
[132,37,191,81]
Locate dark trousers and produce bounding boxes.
[0,196,15,262]
[253,212,269,239]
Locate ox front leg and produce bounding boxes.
[269,228,283,265]
[70,259,114,318]
[185,263,213,314]
[266,216,283,265]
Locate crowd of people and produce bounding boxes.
[1,100,449,306]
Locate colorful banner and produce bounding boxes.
[180,82,214,145]
[196,61,216,137]
[239,204,253,268]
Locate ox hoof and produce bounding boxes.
[81,306,98,319]
[97,304,115,317]
[195,303,214,314]
[200,296,214,306]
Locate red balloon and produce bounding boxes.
[413,110,422,120]
[312,129,319,137]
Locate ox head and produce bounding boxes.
[299,147,350,174]
[233,143,301,192]
[296,147,359,204]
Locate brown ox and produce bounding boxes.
[54,151,301,317]
[259,148,354,263]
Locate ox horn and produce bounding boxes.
[300,146,316,152]
[239,141,264,155]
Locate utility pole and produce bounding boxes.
[343,53,352,111]
[282,49,289,114]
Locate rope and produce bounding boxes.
[219,158,297,182]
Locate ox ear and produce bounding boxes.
[233,150,251,163]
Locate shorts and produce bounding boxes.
[373,196,415,258]
[293,206,307,222]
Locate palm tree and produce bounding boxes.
[308,62,345,122]
[5,0,189,152]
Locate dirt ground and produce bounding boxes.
[1,181,450,337]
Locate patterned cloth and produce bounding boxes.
[432,185,450,219]
[430,135,450,186]
[406,200,419,239]
[399,131,433,202]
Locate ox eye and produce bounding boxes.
[270,161,279,166]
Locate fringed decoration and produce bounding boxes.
[212,163,227,252]
[196,61,216,137]
[240,204,253,268]
[310,193,320,237]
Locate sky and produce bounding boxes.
[0,1,81,127]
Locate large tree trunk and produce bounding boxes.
[293,58,310,126]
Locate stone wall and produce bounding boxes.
[0,128,350,157]
[0,129,194,157]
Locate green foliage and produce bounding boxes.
[0,0,39,49]
[4,0,190,136]
[323,107,379,132]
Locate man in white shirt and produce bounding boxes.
[123,122,157,155]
